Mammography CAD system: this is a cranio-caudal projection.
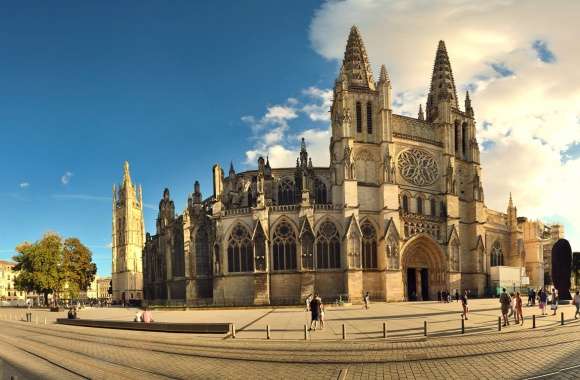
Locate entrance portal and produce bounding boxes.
[401,235,446,302]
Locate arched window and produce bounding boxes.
[172,227,185,277]
[361,221,377,269]
[314,178,327,204]
[227,224,253,273]
[440,201,446,217]
[301,231,314,270]
[491,241,503,267]
[462,122,468,157]
[195,227,210,276]
[356,102,362,133]
[278,178,295,205]
[450,241,460,271]
[272,221,297,271]
[316,221,341,269]
[402,195,409,213]
[416,197,423,215]
[366,102,373,134]
[454,120,460,155]
[430,198,436,217]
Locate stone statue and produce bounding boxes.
[344,145,355,179]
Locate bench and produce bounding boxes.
[56,318,231,334]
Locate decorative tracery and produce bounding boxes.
[316,221,341,269]
[398,149,439,186]
[227,224,253,273]
[361,221,377,269]
[491,240,504,267]
[272,221,297,271]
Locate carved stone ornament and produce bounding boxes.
[397,149,439,186]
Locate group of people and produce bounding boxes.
[134,307,154,323]
[305,294,324,331]
[499,289,524,326]
[437,290,461,303]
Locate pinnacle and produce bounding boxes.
[418,104,425,120]
[301,137,306,152]
[379,64,389,83]
[340,25,375,90]
[123,161,132,186]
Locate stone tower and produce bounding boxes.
[112,161,145,303]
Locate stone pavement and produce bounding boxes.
[1,299,579,379]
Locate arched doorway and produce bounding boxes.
[400,234,446,301]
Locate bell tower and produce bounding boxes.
[112,161,145,304]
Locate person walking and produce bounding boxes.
[550,288,558,316]
[515,292,523,325]
[539,287,548,315]
[573,290,580,319]
[437,290,442,302]
[363,292,370,310]
[460,290,469,320]
[319,301,325,329]
[455,291,459,303]
[305,294,312,312]
[499,288,511,326]
[309,294,321,331]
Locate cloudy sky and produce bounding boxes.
[1,1,578,275]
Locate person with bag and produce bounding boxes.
[499,288,511,326]
[460,290,469,320]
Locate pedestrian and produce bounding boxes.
[134,308,143,322]
[142,307,154,323]
[515,292,523,325]
[455,291,459,302]
[499,288,511,326]
[527,288,532,307]
[437,290,442,302]
[447,291,451,303]
[573,290,580,319]
[539,287,547,315]
[319,301,325,329]
[460,290,469,320]
[305,294,312,312]
[531,288,536,306]
[550,288,558,316]
[508,293,515,318]
[363,292,370,310]
[309,293,321,331]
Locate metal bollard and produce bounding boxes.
[231,323,236,339]
[533,314,536,328]
[342,324,346,340]
[383,322,387,339]
[498,316,502,331]
[304,324,308,340]
[266,325,270,339]
[461,318,465,334]
[561,312,564,326]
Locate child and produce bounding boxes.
[319,302,325,329]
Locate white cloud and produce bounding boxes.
[19,182,29,189]
[309,0,580,248]
[61,171,73,185]
[242,88,332,168]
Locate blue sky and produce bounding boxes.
[2,1,579,276]
[0,1,331,275]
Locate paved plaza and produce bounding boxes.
[1,299,580,379]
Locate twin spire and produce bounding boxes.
[341,26,376,90]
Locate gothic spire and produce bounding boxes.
[465,90,474,116]
[229,161,235,176]
[340,25,375,90]
[418,104,425,120]
[299,137,308,168]
[426,40,458,121]
[379,64,390,84]
[123,161,132,187]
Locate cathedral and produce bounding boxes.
[113,26,563,306]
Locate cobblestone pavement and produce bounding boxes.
[1,300,579,379]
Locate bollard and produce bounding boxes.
[424,321,427,337]
[266,325,271,340]
[532,314,536,328]
[383,322,387,339]
[561,312,564,326]
[232,323,236,339]
[304,324,308,340]
[461,318,465,334]
[498,316,502,331]
[44,317,47,325]
[342,324,346,340]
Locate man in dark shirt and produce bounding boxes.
[309,294,321,331]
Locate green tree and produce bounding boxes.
[62,238,97,299]
[13,232,64,306]
[13,233,97,305]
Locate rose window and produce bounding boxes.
[397,149,439,186]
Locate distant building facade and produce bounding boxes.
[112,162,145,303]
[0,260,26,302]
[135,26,563,306]
[96,276,112,300]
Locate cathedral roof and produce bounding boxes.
[340,25,375,90]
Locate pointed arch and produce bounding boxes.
[383,218,401,270]
[360,219,378,269]
[314,177,328,204]
[299,217,315,270]
[271,218,297,271]
[315,219,341,269]
[277,177,296,205]
[491,240,503,267]
[447,225,460,272]
[227,223,253,273]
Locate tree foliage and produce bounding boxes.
[12,232,97,303]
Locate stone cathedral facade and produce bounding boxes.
[136,26,562,306]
